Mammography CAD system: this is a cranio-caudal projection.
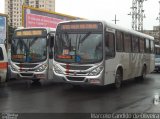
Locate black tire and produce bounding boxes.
[114,69,122,88]
[140,65,147,80]
[32,78,40,82]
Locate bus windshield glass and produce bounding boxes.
[54,32,103,64]
[11,37,47,63]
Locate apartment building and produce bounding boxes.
[5,0,55,28]
[143,26,160,44]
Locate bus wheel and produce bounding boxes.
[31,79,41,86]
[141,65,147,80]
[32,78,39,82]
[114,69,122,88]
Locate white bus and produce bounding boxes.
[53,20,155,88]
[10,27,55,82]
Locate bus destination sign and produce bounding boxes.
[16,29,44,37]
[61,23,99,30]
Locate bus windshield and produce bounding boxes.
[11,37,47,63]
[54,32,103,64]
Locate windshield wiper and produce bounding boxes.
[79,32,91,44]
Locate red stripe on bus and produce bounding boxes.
[0,62,8,69]
[66,64,70,75]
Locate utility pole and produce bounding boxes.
[129,0,147,31]
[112,14,119,24]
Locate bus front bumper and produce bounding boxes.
[53,71,104,86]
[10,69,47,80]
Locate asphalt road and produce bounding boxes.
[0,73,160,114]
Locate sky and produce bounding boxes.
[0,0,159,30]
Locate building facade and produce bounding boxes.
[5,0,55,28]
[143,26,160,44]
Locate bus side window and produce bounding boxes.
[150,40,154,54]
[116,31,124,52]
[124,33,132,52]
[132,36,139,53]
[0,48,4,60]
[105,32,115,59]
[145,38,150,53]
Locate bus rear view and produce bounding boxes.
[53,21,104,85]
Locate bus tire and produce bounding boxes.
[114,69,123,88]
[140,65,147,80]
[32,78,40,82]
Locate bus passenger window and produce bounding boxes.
[105,32,115,58]
[139,38,145,53]
[132,36,139,53]
[150,40,154,54]
[124,34,132,52]
[0,48,4,60]
[145,39,150,53]
[116,31,124,52]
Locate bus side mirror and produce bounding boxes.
[49,52,53,59]
[48,33,55,48]
[48,33,54,59]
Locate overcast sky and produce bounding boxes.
[0,0,159,30]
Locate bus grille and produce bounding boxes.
[66,76,85,81]
[20,73,33,77]
[16,63,38,68]
[61,65,91,70]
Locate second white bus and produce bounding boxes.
[10,27,55,82]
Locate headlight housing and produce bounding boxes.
[53,64,63,74]
[10,64,18,71]
[35,64,47,72]
[88,66,103,76]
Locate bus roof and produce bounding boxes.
[58,20,154,41]
[155,44,160,48]
[16,27,56,33]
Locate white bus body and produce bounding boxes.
[53,20,155,87]
[0,44,8,83]
[10,27,55,82]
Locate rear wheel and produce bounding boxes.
[31,79,41,86]
[114,69,122,88]
[140,65,147,80]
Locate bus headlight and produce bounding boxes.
[88,66,103,76]
[53,64,63,74]
[35,64,47,72]
[11,64,18,71]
